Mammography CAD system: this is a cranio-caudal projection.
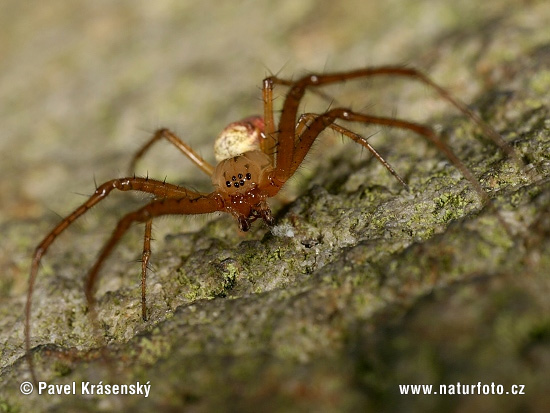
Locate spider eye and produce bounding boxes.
[239,180,245,186]
[231,176,237,181]
[234,182,239,188]
[225,181,231,187]
[246,173,251,180]
[238,173,243,179]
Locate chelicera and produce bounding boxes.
[25,66,518,380]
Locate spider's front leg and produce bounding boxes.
[25,177,222,383]
[140,219,153,320]
[264,69,495,211]
[265,67,520,166]
[83,194,222,320]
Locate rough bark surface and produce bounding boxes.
[1,1,549,411]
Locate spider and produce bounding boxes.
[25,66,517,381]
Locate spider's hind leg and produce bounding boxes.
[130,128,215,176]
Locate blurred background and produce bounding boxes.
[1,0,549,411]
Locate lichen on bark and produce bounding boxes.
[1,1,550,412]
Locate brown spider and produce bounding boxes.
[25,66,517,381]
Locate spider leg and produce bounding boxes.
[83,195,221,311]
[292,107,516,240]
[282,108,488,205]
[129,128,215,176]
[263,77,300,174]
[261,79,279,164]
[141,218,153,320]
[296,113,409,190]
[25,177,220,383]
[264,66,521,173]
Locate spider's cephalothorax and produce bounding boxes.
[26,66,519,383]
[213,148,277,231]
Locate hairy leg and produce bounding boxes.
[261,79,278,164]
[285,106,517,239]
[130,128,215,176]
[295,113,409,190]
[141,219,153,320]
[83,196,221,312]
[286,108,486,202]
[25,178,219,383]
[264,66,521,177]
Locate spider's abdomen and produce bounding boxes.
[214,116,265,162]
[212,150,273,195]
